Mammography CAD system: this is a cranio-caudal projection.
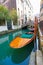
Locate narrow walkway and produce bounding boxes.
[29,36,43,65]
[36,50,43,65]
[29,51,35,65]
[35,36,43,65]
[29,38,36,65]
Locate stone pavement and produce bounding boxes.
[29,50,43,65]
[29,51,35,65]
[36,50,43,65]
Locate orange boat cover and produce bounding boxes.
[10,37,33,48]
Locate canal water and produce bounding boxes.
[0,29,36,65]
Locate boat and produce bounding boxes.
[10,35,34,48]
[10,33,34,63]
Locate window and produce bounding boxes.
[18,8,19,11]
[25,15,27,23]
[3,0,6,2]
[13,21,17,25]
[40,13,43,16]
[29,11,30,13]
[21,11,22,14]
[40,4,43,11]
[41,4,43,8]
[0,19,5,26]
[22,19,23,24]
[30,8,31,10]
[19,21,20,25]
[40,7,43,11]
[21,0,23,3]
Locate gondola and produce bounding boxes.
[10,33,34,63]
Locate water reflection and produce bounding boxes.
[0,36,9,44]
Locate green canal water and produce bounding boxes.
[0,29,34,65]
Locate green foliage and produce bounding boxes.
[10,8,18,25]
[0,5,9,20]
[0,6,18,25]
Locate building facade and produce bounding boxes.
[0,0,33,31]
[3,0,33,25]
[40,0,43,21]
[39,0,43,30]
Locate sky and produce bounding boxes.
[30,0,41,16]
